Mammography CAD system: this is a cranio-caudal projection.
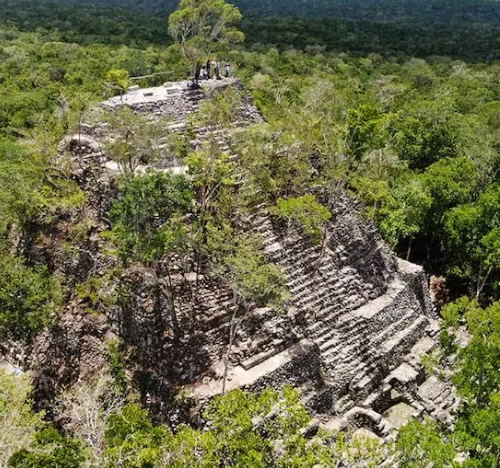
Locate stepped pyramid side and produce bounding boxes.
[47,80,455,435]
[192,196,446,437]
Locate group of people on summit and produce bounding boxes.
[197,59,231,81]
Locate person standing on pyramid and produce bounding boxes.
[206,59,211,79]
[214,59,221,80]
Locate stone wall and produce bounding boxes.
[99,80,448,431]
[24,79,453,434]
[238,340,324,394]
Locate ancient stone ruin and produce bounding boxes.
[29,78,456,440]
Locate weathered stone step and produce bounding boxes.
[332,316,369,338]
[381,316,429,355]
[202,306,236,328]
[344,315,430,385]
[329,315,414,372]
[307,307,343,336]
[321,331,364,360]
[294,288,333,309]
[312,326,338,347]
[335,279,401,325]
[216,340,315,394]
[240,340,287,370]
[370,313,418,349]
[348,316,426,390]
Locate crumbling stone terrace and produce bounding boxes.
[60,79,456,439]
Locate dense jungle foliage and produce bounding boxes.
[4,0,500,466]
[4,0,500,59]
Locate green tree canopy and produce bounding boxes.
[109,172,193,265]
[400,298,500,467]
[101,388,384,468]
[103,108,163,174]
[0,139,42,233]
[106,69,130,94]
[345,103,385,162]
[168,0,244,77]
[225,235,288,308]
[9,428,84,468]
[104,404,167,468]
[450,300,500,466]
[396,419,458,468]
[391,105,459,171]
[275,194,332,244]
[378,176,432,256]
[0,371,45,467]
[444,185,500,299]
[0,255,61,340]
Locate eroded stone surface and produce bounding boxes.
[99,81,456,431]
[353,428,382,441]
[26,80,458,433]
[389,363,419,385]
[383,402,416,429]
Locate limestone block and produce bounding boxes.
[344,406,383,430]
[383,402,418,429]
[388,363,419,385]
[352,427,382,441]
[410,336,436,359]
[335,394,356,414]
[0,362,22,375]
[324,417,349,432]
[418,376,448,403]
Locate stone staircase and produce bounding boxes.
[212,208,438,416]
[95,80,444,427]
[191,202,437,421]
[99,79,254,174]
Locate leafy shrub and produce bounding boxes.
[0,371,45,467]
[275,194,331,243]
[109,172,193,265]
[9,428,84,468]
[0,255,61,340]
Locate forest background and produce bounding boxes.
[3,0,500,466]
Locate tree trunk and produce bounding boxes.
[159,261,182,341]
[180,265,196,326]
[195,251,202,291]
[153,265,166,363]
[222,298,244,394]
[476,263,493,300]
[406,237,413,261]
[315,228,329,272]
[425,242,431,270]
[193,62,201,85]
